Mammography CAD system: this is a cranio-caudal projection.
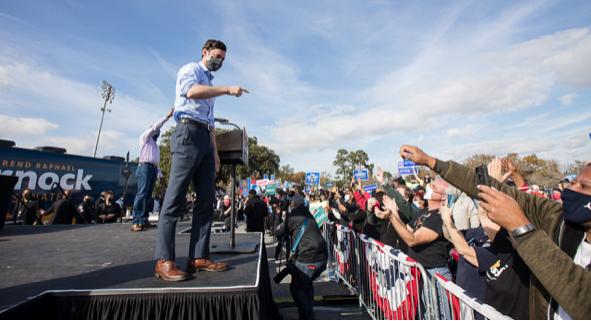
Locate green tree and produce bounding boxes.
[332,149,373,185]
[290,172,306,186]
[236,136,281,180]
[276,164,295,182]
[154,127,175,197]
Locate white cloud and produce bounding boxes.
[265,27,591,154]
[447,125,478,139]
[562,133,590,149]
[417,134,424,145]
[0,114,58,137]
[0,59,172,157]
[447,128,460,138]
[445,139,557,160]
[465,125,477,135]
[148,47,178,80]
[40,130,127,156]
[558,93,578,105]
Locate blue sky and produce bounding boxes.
[1,0,590,176]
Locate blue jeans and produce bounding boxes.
[132,164,158,226]
[426,265,453,319]
[154,123,216,261]
[290,260,327,320]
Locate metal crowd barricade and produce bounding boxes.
[430,274,512,320]
[357,234,436,320]
[321,221,509,320]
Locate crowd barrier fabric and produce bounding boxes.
[431,275,512,320]
[321,221,511,320]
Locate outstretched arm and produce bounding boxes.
[186,85,249,99]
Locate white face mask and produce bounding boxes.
[424,186,433,200]
[413,201,421,208]
[344,195,351,202]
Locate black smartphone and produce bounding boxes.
[475,165,491,187]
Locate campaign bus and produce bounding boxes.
[0,141,138,224]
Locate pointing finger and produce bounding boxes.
[242,88,250,94]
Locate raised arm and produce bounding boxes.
[441,201,478,266]
[398,144,562,232]
[376,166,416,222]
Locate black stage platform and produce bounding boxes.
[0,223,278,319]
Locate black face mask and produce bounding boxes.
[561,188,591,224]
[206,55,223,71]
[84,199,91,204]
[288,190,295,197]
[24,194,32,200]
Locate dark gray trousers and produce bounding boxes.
[154,122,215,261]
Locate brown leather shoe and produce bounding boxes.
[130,225,143,231]
[154,260,188,281]
[187,257,229,272]
[139,222,156,228]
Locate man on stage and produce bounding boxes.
[154,39,249,281]
[131,107,173,232]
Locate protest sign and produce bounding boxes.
[363,184,378,193]
[305,172,320,185]
[325,181,335,188]
[353,170,369,181]
[265,183,276,195]
[310,201,328,227]
[398,160,418,176]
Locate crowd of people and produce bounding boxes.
[12,190,126,225]
[207,144,590,320]
[315,145,588,320]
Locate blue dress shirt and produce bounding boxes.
[173,61,216,127]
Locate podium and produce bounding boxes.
[215,128,249,250]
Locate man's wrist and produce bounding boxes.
[427,157,436,169]
[511,224,536,237]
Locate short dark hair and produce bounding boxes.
[292,185,303,195]
[248,189,257,196]
[399,186,414,203]
[202,39,227,57]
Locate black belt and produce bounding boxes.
[140,162,157,168]
[179,118,211,130]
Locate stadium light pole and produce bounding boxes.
[93,80,115,158]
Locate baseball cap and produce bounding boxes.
[291,195,306,206]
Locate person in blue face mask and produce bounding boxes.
[398,145,591,320]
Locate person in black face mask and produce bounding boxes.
[78,195,96,224]
[96,191,121,223]
[12,189,43,225]
[399,144,591,320]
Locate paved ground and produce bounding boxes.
[234,224,372,320]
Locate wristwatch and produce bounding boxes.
[511,224,536,237]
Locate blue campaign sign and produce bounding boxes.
[325,181,335,188]
[353,170,369,181]
[398,161,417,176]
[398,168,415,175]
[304,186,312,194]
[363,184,378,193]
[264,174,268,180]
[270,174,275,181]
[305,172,320,185]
